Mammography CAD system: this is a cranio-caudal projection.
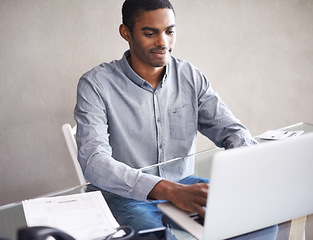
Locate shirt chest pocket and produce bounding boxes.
[168,104,196,140]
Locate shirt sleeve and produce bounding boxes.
[197,74,258,149]
[74,74,162,201]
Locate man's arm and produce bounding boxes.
[74,73,163,201]
[148,179,209,218]
[197,84,257,149]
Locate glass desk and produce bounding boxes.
[141,122,313,182]
[0,184,89,239]
[1,122,312,240]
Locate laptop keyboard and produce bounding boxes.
[189,213,205,226]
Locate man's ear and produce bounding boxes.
[119,24,131,42]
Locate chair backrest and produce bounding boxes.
[62,123,87,185]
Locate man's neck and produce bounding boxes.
[127,56,165,89]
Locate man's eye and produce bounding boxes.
[144,32,155,37]
[167,30,175,35]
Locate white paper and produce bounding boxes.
[23,191,120,240]
[259,130,304,140]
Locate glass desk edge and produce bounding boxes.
[1,122,312,210]
[0,183,89,211]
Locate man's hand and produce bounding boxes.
[148,179,209,218]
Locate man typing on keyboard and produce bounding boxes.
[74,0,277,239]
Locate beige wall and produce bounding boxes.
[0,0,312,206]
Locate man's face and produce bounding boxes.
[128,8,176,69]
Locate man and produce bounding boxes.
[74,0,277,239]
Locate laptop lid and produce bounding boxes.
[159,133,313,240]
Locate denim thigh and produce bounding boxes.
[87,176,278,240]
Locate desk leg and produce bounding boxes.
[277,221,291,240]
[305,214,313,240]
[288,216,307,240]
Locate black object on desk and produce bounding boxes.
[18,226,75,240]
[17,226,136,240]
[16,225,169,240]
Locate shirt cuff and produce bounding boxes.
[131,172,163,201]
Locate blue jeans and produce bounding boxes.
[87,176,278,239]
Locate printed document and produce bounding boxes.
[259,130,303,140]
[23,191,120,240]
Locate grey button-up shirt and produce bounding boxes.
[74,50,256,201]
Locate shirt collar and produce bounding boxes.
[120,50,169,91]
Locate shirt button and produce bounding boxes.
[157,118,161,123]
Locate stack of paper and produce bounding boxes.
[23,191,120,240]
[258,130,303,140]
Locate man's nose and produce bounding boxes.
[155,33,166,47]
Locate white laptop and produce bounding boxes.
[158,133,313,240]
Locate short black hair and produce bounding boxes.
[122,0,175,35]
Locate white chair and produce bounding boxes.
[62,123,87,185]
